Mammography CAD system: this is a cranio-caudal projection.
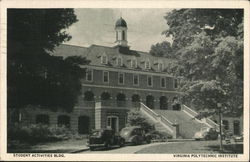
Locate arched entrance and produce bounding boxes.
[57,115,70,128]
[146,95,154,109]
[160,96,168,110]
[101,92,111,106]
[107,116,119,132]
[132,94,140,107]
[78,116,89,134]
[84,91,94,101]
[233,120,240,135]
[116,93,126,107]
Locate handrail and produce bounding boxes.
[140,102,174,127]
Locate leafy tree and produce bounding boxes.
[149,41,174,58]
[126,110,154,132]
[162,9,243,115]
[7,9,89,112]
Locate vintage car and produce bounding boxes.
[120,126,151,145]
[86,129,125,150]
[193,127,218,140]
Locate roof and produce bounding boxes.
[115,17,127,28]
[51,44,176,73]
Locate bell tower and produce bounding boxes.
[115,17,128,47]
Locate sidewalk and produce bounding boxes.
[8,139,89,153]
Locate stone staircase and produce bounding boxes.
[139,103,219,139]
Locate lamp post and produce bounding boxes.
[217,102,223,151]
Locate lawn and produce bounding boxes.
[136,140,243,154]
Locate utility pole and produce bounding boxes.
[217,102,223,151]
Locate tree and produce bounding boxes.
[126,110,154,132]
[7,9,89,112]
[162,9,243,115]
[149,41,174,58]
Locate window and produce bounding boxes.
[117,57,123,66]
[118,73,124,85]
[147,76,153,87]
[174,78,178,88]
[101,55,108,64]
[161,77,166,88]
[131,59,137,68]
[133,74,139,86]
[158,63,164,71]
[103,71,109,83]
[145,61,150,70]
[36,114,49,125]
[222,120,229,130]
[86,69,93,82]
[122,30,125,40]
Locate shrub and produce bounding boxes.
[126,109,154,132]
[8,123,73,144]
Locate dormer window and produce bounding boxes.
[131,58,137,68]
[145,60,150,70]
[117,56,123,66]
[101,54,108,64]
[158,62,164,71]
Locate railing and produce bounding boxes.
[140,102,175,133]
[182,104,219,129]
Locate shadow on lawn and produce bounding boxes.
[205,144,243,154]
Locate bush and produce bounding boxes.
[8,123,73,144]
[126,110,154,133]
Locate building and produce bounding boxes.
[11,17,242,138]
[15,17,181,134]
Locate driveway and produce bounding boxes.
[80,142,183,154]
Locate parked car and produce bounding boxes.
[86,129,125,150]
[193,127,218,140]
[120,126,151,145]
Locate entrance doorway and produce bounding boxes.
[160,96,168,110]
[78,116,89,134]
[107,116,119,132]
[146,95,154,109]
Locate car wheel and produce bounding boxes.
[89,147,95,151]
[205,136,210,140]
[105,141,111,150]
[146,137,151,144]
[119,139,125,147]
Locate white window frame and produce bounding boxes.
[158,63,164,71]
[145,60,151,70]
[133,74,139,86]
[103,71,109,83]
[116,56,123,66]
[86,69,93,82]
[161,77,166,88]
[131,59,137,68]
[147,75,153,87]
[107,116,119,132]
[101,54,108,64]
[118,72,125,85]
[173,78,179,89]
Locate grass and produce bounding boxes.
[136,140,243,154]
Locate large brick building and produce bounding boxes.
[16,17,181,134]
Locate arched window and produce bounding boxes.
[58,115,70,128]
[146,95,154,109]
[145,60,150,70]
[36,114,49,125]
[122,30,125,40]
[131,58,137,68]
[101,54,108,64]
[116,93,126,107]
[117,56,123,66]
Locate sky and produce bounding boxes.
[65,8,172,52]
